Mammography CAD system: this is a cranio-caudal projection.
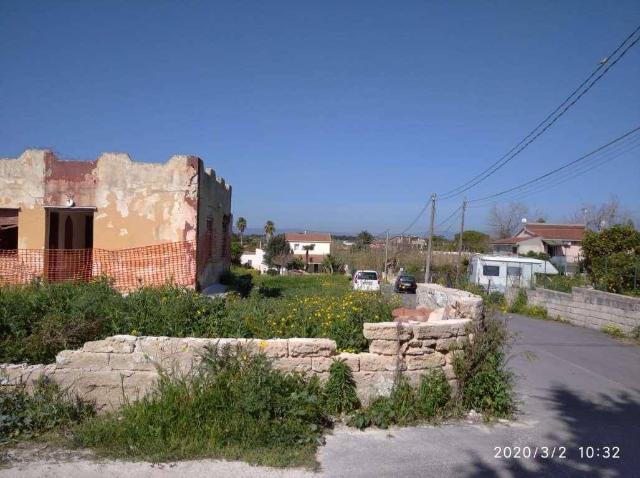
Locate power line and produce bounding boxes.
[467,132,640,208]
[467,125,640,205]
[438,24,640,200]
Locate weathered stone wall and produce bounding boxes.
[528,287,640,334]
[1,319,475,412]
[416,283,484,325]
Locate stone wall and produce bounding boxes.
[528,287,640,334]
[416,283,484,325]
[0,319,475,413]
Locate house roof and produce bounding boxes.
[285,232,332,243]
[491,236,536,245]
[523,223,585,241]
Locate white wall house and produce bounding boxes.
[240,248,268,273]
[491,223,585,273]
[285,232,332,273]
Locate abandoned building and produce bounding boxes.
[0,149,232,291]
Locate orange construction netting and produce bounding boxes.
[0,241,198,292]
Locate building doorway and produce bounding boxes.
[0,209,19,250]
[45,208,95,282]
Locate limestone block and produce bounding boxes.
[402,339,436,356]
[336,353,360,372]
[249,339,289,358]
[359,353,405,372]
[435,337,459,352]
[0,364,53,386]
[413,319,471,339]
[82,335,136,353]
[109,352,160,372]
[363,322,412,341]
[288,338,336,357]
[369,340,401,355]
[311,357,333,372]
[273,357,312,373]
[56,351,110,371]
[405,352,445,370]
[352,371,397,403]
[442,364,457,380]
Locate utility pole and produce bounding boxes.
[424,193,436,283]
[455,198,467,284]
[384,229,389,282]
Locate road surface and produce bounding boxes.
[2,314,639,477]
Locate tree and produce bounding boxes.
[488,202,528,238]
[322,254,344,274]
[566,196,635,231]
[453,230,490,253]
[354,230,374,250]
[236,217,247,245]
[302,244,315,271]
[264,220,275,242]
[230,240,243,265]
[581,224,640,293]
[287,256,305,271]
[264,234,291,271]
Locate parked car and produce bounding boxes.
[394,274,417,293]
[352,270,380,292]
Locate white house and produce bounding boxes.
[491,223,585,272]
[285,232,332,273]
[469,255,558,292]
[240,248,268,273]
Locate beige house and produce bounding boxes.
[0,149,232,290]
[491,223,585,271]
[285,232,332,273]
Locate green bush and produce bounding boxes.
[75,346,328,466]
[0,279,121,364]
[0,377,94,443]
[453,318,515,418]
[347,370,452,430]
[322,359,360,416]
[601,324,625,338]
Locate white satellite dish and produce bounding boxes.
[65,197,75,207]
[521,218,527,224]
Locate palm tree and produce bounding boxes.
[303,244,315,271]
[236,217,247,245]
[264,220,275,242]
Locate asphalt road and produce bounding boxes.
[3,314,639,478]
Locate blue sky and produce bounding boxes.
[1,1,639,236]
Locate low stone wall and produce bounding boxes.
[528,287,640,334]
[0,319,475,412]
[416,283,484,325]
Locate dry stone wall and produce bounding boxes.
[528,287,640,334]
[416,283,484,325]
[1,320,476,413]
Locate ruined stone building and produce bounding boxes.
[0,149,232,291]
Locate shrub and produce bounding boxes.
[601,324,625,338]
[347,370,452,430]
[453,318,515,418]
[75,346,328,466]
[632,326,640,340]
[0,279,121,364]
[0,377,94,443]
[322,360,360,416]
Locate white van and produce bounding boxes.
[352,270,380,292]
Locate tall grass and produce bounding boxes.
[75,345,328,467]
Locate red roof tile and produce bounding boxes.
[285,232,332,242]
[491,236,536,245]
[523,223,585,241]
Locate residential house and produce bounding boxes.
[285,232,331,272]
[491,223,586,272]
[0,149,232,291]
[240,247,268,273]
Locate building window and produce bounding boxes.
[507,266,521,277]
[294,244,299,250]
[482,265,500,277]
[0,209,19,250]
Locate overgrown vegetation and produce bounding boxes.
[601,324,625,338]
[1,273,394,364]
[322,360,360,416]
[453,318,515,418]
[0,378,94,444]
[75,345,328,466]
[507,290,548,319]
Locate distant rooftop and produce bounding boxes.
[285,232,332,242]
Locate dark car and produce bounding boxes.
[394,274,417,293]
